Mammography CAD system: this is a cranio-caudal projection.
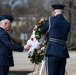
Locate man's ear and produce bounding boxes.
[4,22,8,28]
[52,10,56,15]
[5,22,7,25]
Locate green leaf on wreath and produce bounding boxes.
[37,28,40,31]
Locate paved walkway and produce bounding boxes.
[66,51,76,75]
[8,51,76,75]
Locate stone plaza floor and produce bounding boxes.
[8,51,76,75]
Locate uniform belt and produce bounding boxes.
[49,38,66,44]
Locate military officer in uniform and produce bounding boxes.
[40,4,71,75]
[0,15,31,75]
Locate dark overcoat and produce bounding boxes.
[0,27,24,66]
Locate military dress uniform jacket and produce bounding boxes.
[0,27,24,66]
[40,14,71,58]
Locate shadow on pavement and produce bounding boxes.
[9,71,32,75]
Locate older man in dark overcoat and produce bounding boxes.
[0,15,30,75]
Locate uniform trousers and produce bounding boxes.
[0,66,9,75]
[46,55,66,75]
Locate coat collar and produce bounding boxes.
[55,14,65,19]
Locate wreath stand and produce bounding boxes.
[30,59,68,75]
[30,59,46,75]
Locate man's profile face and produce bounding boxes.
[5,21,11,31]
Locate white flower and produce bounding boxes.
[32,30,35,35]
[35,25,37,28]
[31,34,35,38]
[40,18,44,21]
[41,46,45,50]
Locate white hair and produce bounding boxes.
[0,19,10,25]
[53,9,63,16]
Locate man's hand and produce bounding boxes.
[24,45,30,50]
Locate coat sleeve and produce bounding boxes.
[40,19,49,34]
[0,32,24,52]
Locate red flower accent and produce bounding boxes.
[36,52,40,54]
[41,50,43,52]
[33,28,36,31]
[41,21,44,23]
[37,50,43,54]
[42,44,45,47]
[31,38,34,41]
[37,50,40,54]
[36,20,44,25]
[39,21,43,24]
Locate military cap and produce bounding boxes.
[0,15,14,22]
[52,4,65,10]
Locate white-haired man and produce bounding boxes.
[0,15,30,75]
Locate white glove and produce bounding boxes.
[28,47,35,57]
[27,39,34,46]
